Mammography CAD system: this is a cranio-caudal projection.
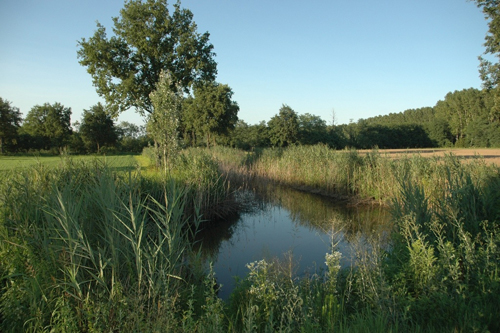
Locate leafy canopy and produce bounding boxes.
[77,0,217,117]
[0,98,22,153]
[80,103,118,153]
[268,104,299,147]
[22,102,72,150]
[474,0,500,121]
[183,82,239,147]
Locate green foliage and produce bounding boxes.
[116,121,150,153]
[425,117,453,147]
[434,88,490,143]
[298,113,328,145]
[387,166,500,331]
[21,102,72,151]
[474,0,500,122]
[230,120,270,150]
[0,156,236,331]
[77,0,217,117]
[79,102,118,153]
[183,81,239,148]
[353,88,499,148]
[148,70,183,171]
[0,98,22,154]
[2,147,500,332]
[268,104,299,147]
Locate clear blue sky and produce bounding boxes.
[0,0,489,126]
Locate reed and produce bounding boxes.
[210,145,498,206]
[0,158,226,331]
[2,147,499,331]
[209,145,500,332]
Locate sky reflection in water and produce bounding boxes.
[198,186,391,300]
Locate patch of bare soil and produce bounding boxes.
[358,148,500,166]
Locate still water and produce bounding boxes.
[197,185,391,300]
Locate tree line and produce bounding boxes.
[0,88,238,155]
[2,0,500,154]
[231,87,500,150]
[2,86,499,155]
[0,98,148,154]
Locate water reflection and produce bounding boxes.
[196,184,392,300]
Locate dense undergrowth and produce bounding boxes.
[1,146,499,332]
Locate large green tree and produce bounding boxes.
[298,113,328,145]
[434,88,489,144]
[231,120,270,150]
[268,104,299,147]
[183,82,239,147]
[0,98,22,154]
[80,103,118,153]
[77,0,217,117]
[22,102,72,150]
[474,0,500,122]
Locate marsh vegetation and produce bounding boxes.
[1,146,499,332]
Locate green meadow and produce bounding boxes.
[0,154,142,172]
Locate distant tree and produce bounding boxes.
[22,102,72,150]
[69,132,87,155]
[116,121,149,153]
[80,103,117,153]
[117,121,145,140]
[466,115,500,147]
[148,70,183,170]
[473,0,500,122]
[298,113,328,145]
[326,125,346,149]
[268,104,299,147]
[231,120,270,149]
[434,88,486,143]
[77,0,217,117]
[0,98,22,154]
[183,82,239,148]
[426,117,453,147]
[230,120,251,150]
[330,108,337,127]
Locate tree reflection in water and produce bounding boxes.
[195,184,392,299]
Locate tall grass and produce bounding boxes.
[0,158,226,331]
[208,145,500,331]
[218,161,500,332]
[385,164,500,331]
[209,145,497,205]
[2,147,499,331]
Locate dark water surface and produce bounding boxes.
[197,185,392,300]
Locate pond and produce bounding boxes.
[197,185,392,300]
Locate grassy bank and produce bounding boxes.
[1,147,499,331]
[208,145,500,331]
[209,145,497,205]
[0,154,234,331]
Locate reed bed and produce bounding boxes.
[0,157,229,331]
[208,145,500,331]
[209,145,497,206]
[1,147,499,331]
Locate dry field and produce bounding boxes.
[359,148,500,166]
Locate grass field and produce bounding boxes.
[0,154,146,172]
